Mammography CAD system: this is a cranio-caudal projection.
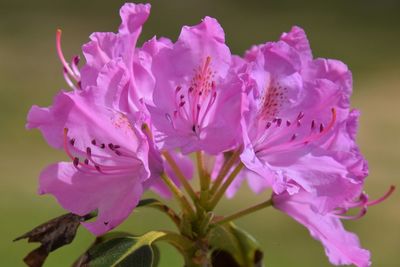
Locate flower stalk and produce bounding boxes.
[209,148,241,195]
[160,173,196,218]
[214,198,273,225]
[209,162,244,210]
[197,151,210,206]
[162,151,198,202]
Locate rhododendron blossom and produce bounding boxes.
[148,17,244,154]
[22,3,394,267]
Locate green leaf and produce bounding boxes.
[209,223,264,267]
[74,231,192,267]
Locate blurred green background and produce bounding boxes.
[1,0,399,266]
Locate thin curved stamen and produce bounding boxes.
[56,29,79,82]
[366,185,396,206]
[63,128,139,175]
[335,207,367,220]
[198,90,217,128]
[332,186,395,220]
[168,56,217,136]
[257,108,337,155]
[63,128,97,171]
[71,56,81,79]
[62,67,78,90]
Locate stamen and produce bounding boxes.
[366,185,395,206]
[335,207,367,220]
[73,157,79,167]
[62,67,78,90]
[56,29,79,81]
[71,55,81,79]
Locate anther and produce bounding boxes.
[73,157,79,167]
[86,147,92,156]
[84,159,89,165]
[266,122,272,129]
[320,123,324,133]
[100,144,105,149]
[69,138,75,146]
[95,165,101,172]
[290,134,297,141]
[311,120,315,129]
[91,139,96,145]
[286,120,291,127]
[108,143,114,150]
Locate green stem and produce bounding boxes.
[160,173,195,218]
[209,148,241,195]
[197,151,209,206]
[208,163,244,210]
[214,198,273,225]
[162,151,198,202]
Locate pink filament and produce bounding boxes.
[366,185,396,207]
[56,29,79,82]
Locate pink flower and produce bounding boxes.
[147,17,244,154]
[26,3,192,235]
[239,26,368,210]
[27,89,151,236]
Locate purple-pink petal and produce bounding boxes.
[273,191,371,267]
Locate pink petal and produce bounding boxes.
[39,162,145,236]
[273,191,371,267]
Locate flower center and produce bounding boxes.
[167,56,217,135]
[63,128,139,175]
[254,108,337,156]
[259,81,288,120]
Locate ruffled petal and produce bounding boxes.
[81,3,151,88]
[39,162,145,236]
[273,191,371,267]
[280,26,312,64]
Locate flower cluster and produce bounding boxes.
[27,3,393,267]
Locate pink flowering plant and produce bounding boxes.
[17,3,395,267]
